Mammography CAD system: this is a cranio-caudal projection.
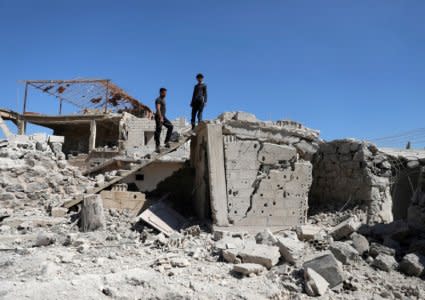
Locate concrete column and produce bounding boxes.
[17,120,25,135]
[0,116,11,138]
[89,120,97,151]
[205,124,229,226]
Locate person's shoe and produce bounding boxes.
[165,142,171,149]
[191,124,195,130]
[155,146,161,153]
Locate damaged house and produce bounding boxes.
[1,79,424,234]
[0,79,190,196]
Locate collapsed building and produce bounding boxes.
[1,80,425,298]
[0,79,424,233]
[0,79,190,194]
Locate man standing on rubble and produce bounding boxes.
[191,73,208,130]
[154,87,173,153]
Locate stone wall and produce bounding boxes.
[123,113,190,161]
[311,139,396,224]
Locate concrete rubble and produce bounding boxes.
[0,111,425,299]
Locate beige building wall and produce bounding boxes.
[123,161,184,192]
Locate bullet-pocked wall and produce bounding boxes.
[191,112,321,230]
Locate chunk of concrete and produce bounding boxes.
[276,236,305,265]
[350,232,369,255]
[304,267,329,297]
[233,263,266,276]
[48,135,65,144]
[372,253,398,272]
[255,229,278,246]
[329,217,361,241]
[222,248,240,264]
[234,111,257,122]
[399,253,425,277]
[303,253,344,288]
[34,231,56,247]
[296,224,323,241]
[51,207,68,218]
[329,241,360,265]
[369,242,396,258]
[238,242,280,269]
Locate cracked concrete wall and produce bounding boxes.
[191,112,320,229]
[224,137,312,227]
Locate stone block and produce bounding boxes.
[258,143,296,165]
[369,242,396,258]
[51,207,68,218]
[276,235,305,265]
[329,241,360,265]
[35,231,56,247]
[399,253,425,277]
[296,224,323,241]
[372,253,398,272]
[294,140,318,160]
[238,242,280,269]
[304,267,329,297]
[222,249,240,263]
[350,232,369,255]
[303,253,344,288]
[233,263,265,275]
[329,217,361,241]
[255,229,278,246]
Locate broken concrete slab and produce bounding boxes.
[139,202,186,237]
[222,249,241,264]
[296,224,323,241]
[303,252,344,288]
[233,263,266,276]
[276,235,304,265]
[399,253,425,277]
[329,241,360,265]
[329,216,361,241]
[304,267,329,297]
[238,242,280,269]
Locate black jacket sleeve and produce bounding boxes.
[203,84,207,104]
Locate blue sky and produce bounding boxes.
[0,1,424,148]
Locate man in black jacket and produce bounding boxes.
[191,73,207,130]
[154,87,173,153]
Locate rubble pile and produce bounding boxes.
[0,114,425,298]
[0,135,94,211]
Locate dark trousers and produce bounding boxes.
[154,115,173,147]
[191,102,204,127]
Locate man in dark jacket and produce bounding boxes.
[154,87,173,153]
[191,73,207,130]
